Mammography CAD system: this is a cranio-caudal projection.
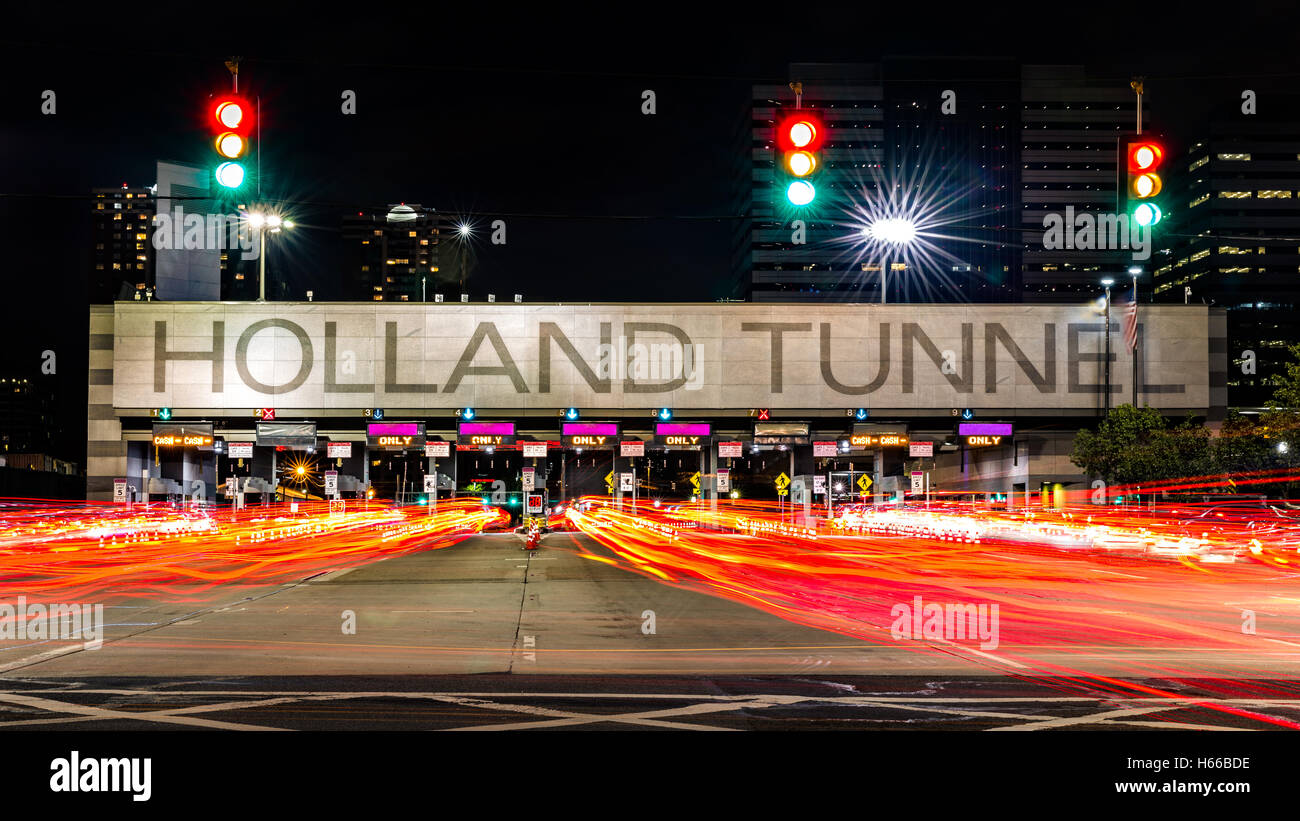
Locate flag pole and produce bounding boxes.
[1131,274,1139,407]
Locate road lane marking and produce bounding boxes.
[0,692,291,731]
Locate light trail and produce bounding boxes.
[0,498,508,606]
[563,495,1300,729]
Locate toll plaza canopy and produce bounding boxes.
[87,302,1225,500]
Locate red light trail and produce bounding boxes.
[0,498,507,606]
[562,494,1300,729]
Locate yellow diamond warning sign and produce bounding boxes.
[774,472,791,490]
[856,474,873,492]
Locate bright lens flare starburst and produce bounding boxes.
[281,454,320,489]
[813,126,1021,301]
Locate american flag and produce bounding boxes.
[1122,284,1139,352]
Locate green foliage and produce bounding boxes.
[1071,404,1208,485]
[1071,341,1300,496]
[1269,342,1300,412]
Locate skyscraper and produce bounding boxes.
[341,204,441,301]
[1154,98,1300,406]
[90,184,155,302]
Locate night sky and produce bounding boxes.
[3,4,1299,459]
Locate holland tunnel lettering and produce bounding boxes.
[118,304,1212,411]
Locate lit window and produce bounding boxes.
[1189,193,1209,208]
[1219,191,1252,199]
[1217,153,1251,161]
[1188,156,1208,171]
[1257,190,1292,198]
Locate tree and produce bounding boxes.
[1073,404,1169,485]
[1269,342,1300,412]
[1213,409,1273,478]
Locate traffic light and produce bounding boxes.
[210,94,254,191]
[776,110,825,207]
[1121,136,1164,229]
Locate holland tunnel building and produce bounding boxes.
[86,302,1226,510]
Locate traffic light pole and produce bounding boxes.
[257,229,267,301]
[1104,284,1112,414]
[1132,78,1143,135]
[1130,78,1143,411]
[1132,274,1139,408]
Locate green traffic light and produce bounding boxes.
[786,180,815,206]
[215,162,245,189]
[1132,202,1162,227]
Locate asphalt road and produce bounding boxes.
[2,531,1299,729]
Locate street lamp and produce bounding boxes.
[453,222,474,292]
[1101,277,1115,413]
[863,218,917,304]
[242,209,294,302]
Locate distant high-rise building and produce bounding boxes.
[731,61,1143,303]
[1155,98,1300,406]
[341,204,442,301]
[0,375,53,455]
[91,184,155,302]
[1020,65,1144,302]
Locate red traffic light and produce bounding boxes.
[1127,141,1163,172]
[213,96,253,132]
[776,113,825,152]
